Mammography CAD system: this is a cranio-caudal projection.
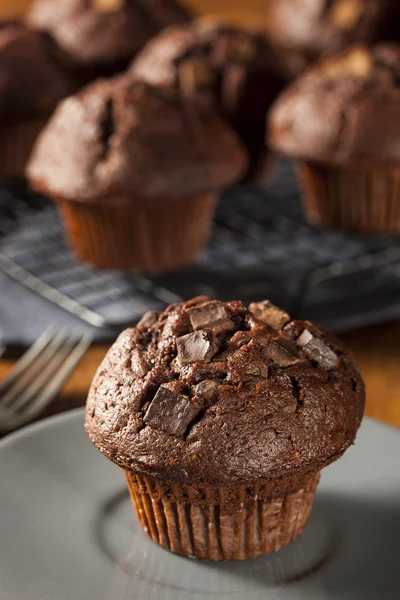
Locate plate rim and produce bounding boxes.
[0,407,84,453]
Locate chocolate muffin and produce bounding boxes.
[27,77,247,272]
[26,0,192,83]
[131,19,288,180]
[85,296,365,561]
[269,44,400,233]
[0,23,74,179]
[265,0,400,76]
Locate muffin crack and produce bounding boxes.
[99,97,116,160]
[290,376,303,412]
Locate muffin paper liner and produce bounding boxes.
[298,161,400,233]
[125,471,320,561]
[56,193,216,272]
[0,118,48,180]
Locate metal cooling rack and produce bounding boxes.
[1,162,400,340]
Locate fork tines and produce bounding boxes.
[0,326,92,432]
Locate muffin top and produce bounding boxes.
[85,296,365,485]
[269,44,400,165]
[265,0,399,75]
[131,18,288,124]
[27,76,247,202]
[26,0,191,72]
[0,23,74,122]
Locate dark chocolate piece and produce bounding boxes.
[176,331,217,365]
[297,330,338,369]
[187,300,234,332]
[144,385,200,437]
[249,301,290,330]
[264,340,301,367]
[194,379,219,402]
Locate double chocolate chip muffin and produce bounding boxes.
[86,296,365,561]
[269,44,400,233]
[0,23,74,179]
[26,0,192,83]
[131,19,288,180]
[27,77,247,272]
[265,0,400,76]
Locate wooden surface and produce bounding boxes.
[0,0,264,23]
[0,0,399,431]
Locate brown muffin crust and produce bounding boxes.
[269,44,400,165]
[265,0,400,75]
[26,0,191,75]
[0,23,75,122]
[131,19,288,173]
[85,297,365,485]
[27,76,248,202]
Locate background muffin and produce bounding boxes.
[0,22,74,179]
[25,0,192,83]
[86,296,365,560]
[265,0,400,76]
[27,76,247,272]
[131,18,288,180]
[269,44,400,233]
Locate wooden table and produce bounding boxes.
[0,0,399,430]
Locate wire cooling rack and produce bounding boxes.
[1,162,400,343]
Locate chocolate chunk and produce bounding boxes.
[187,301,234,332]
[176,331,217,365]
[297,329,313,347]
[137,311,160,329]
[249,301,290,330]
[194,380,219,403]
[297,330,339,369]
[144,385,201,437]
[130,348,148,377]
[264,341,301,367]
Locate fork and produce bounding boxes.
[0,326,92,433]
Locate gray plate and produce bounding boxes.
[0,409,399,600]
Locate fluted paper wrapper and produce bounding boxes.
[298,161,400,233]
[125,471,320,561]
[56,193,216,273]
[0,118,48,180]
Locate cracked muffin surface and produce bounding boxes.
[85,296,365,485]
[269,44,400,165]
[27,76,247,202]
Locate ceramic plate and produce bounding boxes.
[0,409,399,600]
